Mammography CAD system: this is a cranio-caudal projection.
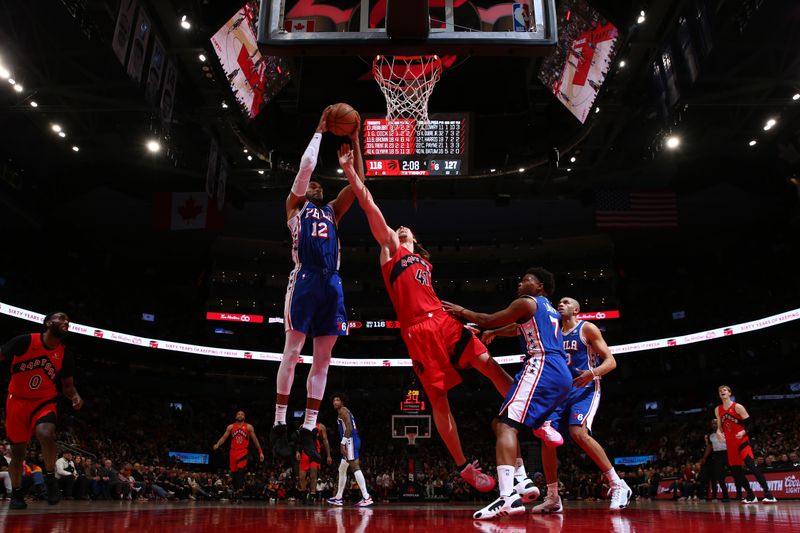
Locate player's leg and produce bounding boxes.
[298,465,308,494]
[730,465,755,502]
[470,351,514,396]
[473,421,524,520]
[328,459,349,505]
[743,456,775,502]
[309,466,319,500]
[350,457,372,506]
[272,329,307,456]
[296,335,335,464]
[569,424,631,509]
[34,415,60,505]
[427,388,466,465]
[712,453,730,500]
[8,442,27,509]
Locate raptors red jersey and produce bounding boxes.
[230,422,250,453]
[5,333,72,401]
[381,246,441,326]
[717,403,746,441]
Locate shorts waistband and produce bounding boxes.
[402,308,446,328]
[300,265,339,276]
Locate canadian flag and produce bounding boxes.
[284,19,316,32]
[153,192,224,231]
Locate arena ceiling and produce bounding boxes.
[0,0,798,240]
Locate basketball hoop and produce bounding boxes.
[373,55,443,133]
[405,431,418,446]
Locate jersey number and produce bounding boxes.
[311,222,329,238]
[415,270,430,286]
[550,316,559,339]
[29,375,42,390]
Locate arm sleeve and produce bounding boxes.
[1,334,31,360]
[742,417,754,435]
[291,133,322,196]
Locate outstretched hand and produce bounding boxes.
[441,300,465,317]
[481,330,497,345]
[316,105,332,133]
[338,144,354,172]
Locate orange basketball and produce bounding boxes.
[326,103,360,137]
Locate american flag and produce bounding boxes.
[595,191,678,229]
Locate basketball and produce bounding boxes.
[327,102,360,137]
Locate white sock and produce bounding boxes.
[335,461,348,499]
[497,465,515,497]
[302,409,319,431]
[354,469,370,499]
[547,482,559,498]
[274,404,287,426]
[514,458,527,481]
[604,468,621,484]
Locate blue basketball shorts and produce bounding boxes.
[549,381,602,436]
[284,266,348,337]
[498,353,571,430]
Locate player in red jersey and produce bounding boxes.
[0,311,83,510]
[715,385,776,504]
[213,410,264,499]
[296,422,332,502]
[338,146,513,492]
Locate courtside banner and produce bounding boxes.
[656,469,800,500]
[1,301,798,367]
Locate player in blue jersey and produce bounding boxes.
[443,268,572,520]
[527,297,630,512]
[327,393,373,507]
[271,107,365,464]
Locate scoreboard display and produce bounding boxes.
[362,114,469,177]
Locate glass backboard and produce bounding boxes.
[258,0,558,56]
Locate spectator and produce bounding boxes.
[55,451,77,499]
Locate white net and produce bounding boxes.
[372,55,443,133]
[406,431,418,446]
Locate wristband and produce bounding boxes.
[589,368,597,377]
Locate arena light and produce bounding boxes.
[71,145,80,152]
[490,168,496,172]
[665,135,680,149]
[198,53,206,62]
[29,101,38,107]
[180,15,191,30]
[242,148,248,153]
[247,155,253,161]
[619,60,626,68]
[8,78,15,85]
[518,167,525,173]
[13,83,23,93]
[637,10,646,24]
[221,101,228,109]
[336,168,343,174]
[0,65,9,79]
[146,139,161,153]
[258,170,265,175]
[570,156,576,163]
[595,107,600,114]
[58,131,66,138]
[793,93,800,101]
[748,140,757,147]
[763,118,776,131]
[51,123,62,133]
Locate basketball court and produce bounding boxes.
[3,500,798,532]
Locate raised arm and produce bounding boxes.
[248,424,265,462]
[213,425,232,450]
[286,107,331,218]
[338,146,399,260]
[573,322,616,387]
[443,297,538,330]
[330,120,364,222]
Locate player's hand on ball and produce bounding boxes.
[337,145,354,170]
[317,105,332,133]
[572,369,594,388]
[349,113,361,141]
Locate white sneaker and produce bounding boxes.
[742,496,758,504]
[327,497,344,506]
[460,461,497,493]
[532,421,564,448]
[531,492,562,513]
[473,493,525,520]
[761,496,777,504]
[355,496,373,507]
[609,480,633,510]
[513,477,541,503]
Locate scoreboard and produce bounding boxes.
[362,114,469,177]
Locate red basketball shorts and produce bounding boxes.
[402,311,488,394]
[230,450,248,472]
[299,451,321,471]
[5,394,58,444]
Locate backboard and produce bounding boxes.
[391,414,432,439]
[257,0,558,56]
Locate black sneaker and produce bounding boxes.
[45,476,61,505]
[270,423,292,459]
[9,497,27,510]
[297,427,323,463]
